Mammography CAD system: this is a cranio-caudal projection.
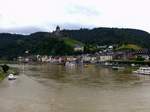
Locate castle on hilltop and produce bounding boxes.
[53,25,61,37]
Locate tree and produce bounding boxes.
[1,64,9,73]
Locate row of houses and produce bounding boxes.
[17,49,150,63]
[113,49,150,61]
[17,53,113,63]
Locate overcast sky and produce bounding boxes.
[0,0,150,34]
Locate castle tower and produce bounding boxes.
[56,26,60,32]
[54,25,61,37]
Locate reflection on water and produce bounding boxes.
[23,64,148,88]
[1,64,150,112]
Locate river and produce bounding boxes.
[1,64,150,112]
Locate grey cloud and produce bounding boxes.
[60,23,95,30]
[0,27,44,34]
[46,23,96,31]
[0,23,96,34]
[66,5,100,16]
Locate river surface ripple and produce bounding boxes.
[1,64,150,112]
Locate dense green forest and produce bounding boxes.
[0,27,150,59]
[62,28,150,47]
[0,32,78,59]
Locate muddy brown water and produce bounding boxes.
[1,64,150,112]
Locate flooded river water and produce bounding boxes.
[1,64,150,112]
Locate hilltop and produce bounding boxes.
[62,27,150,48]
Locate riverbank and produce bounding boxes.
[0,60,16,64]
[109,60,150,65]
[0,66,19,81]
[0,72,5,81]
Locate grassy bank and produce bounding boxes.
[0,60,16,64]
[0,72,5,81]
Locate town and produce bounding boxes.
[17,44,150,66]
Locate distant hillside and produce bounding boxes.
[0,32,82,59]
[0,27,150,59]
[62,28,150,48]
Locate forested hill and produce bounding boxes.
[62,28,150,48]
[0,32,81,59]
[0,27,150,59]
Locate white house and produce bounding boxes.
[82,55,91,62]
[74,45,84,52]
[98,54,113,62]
